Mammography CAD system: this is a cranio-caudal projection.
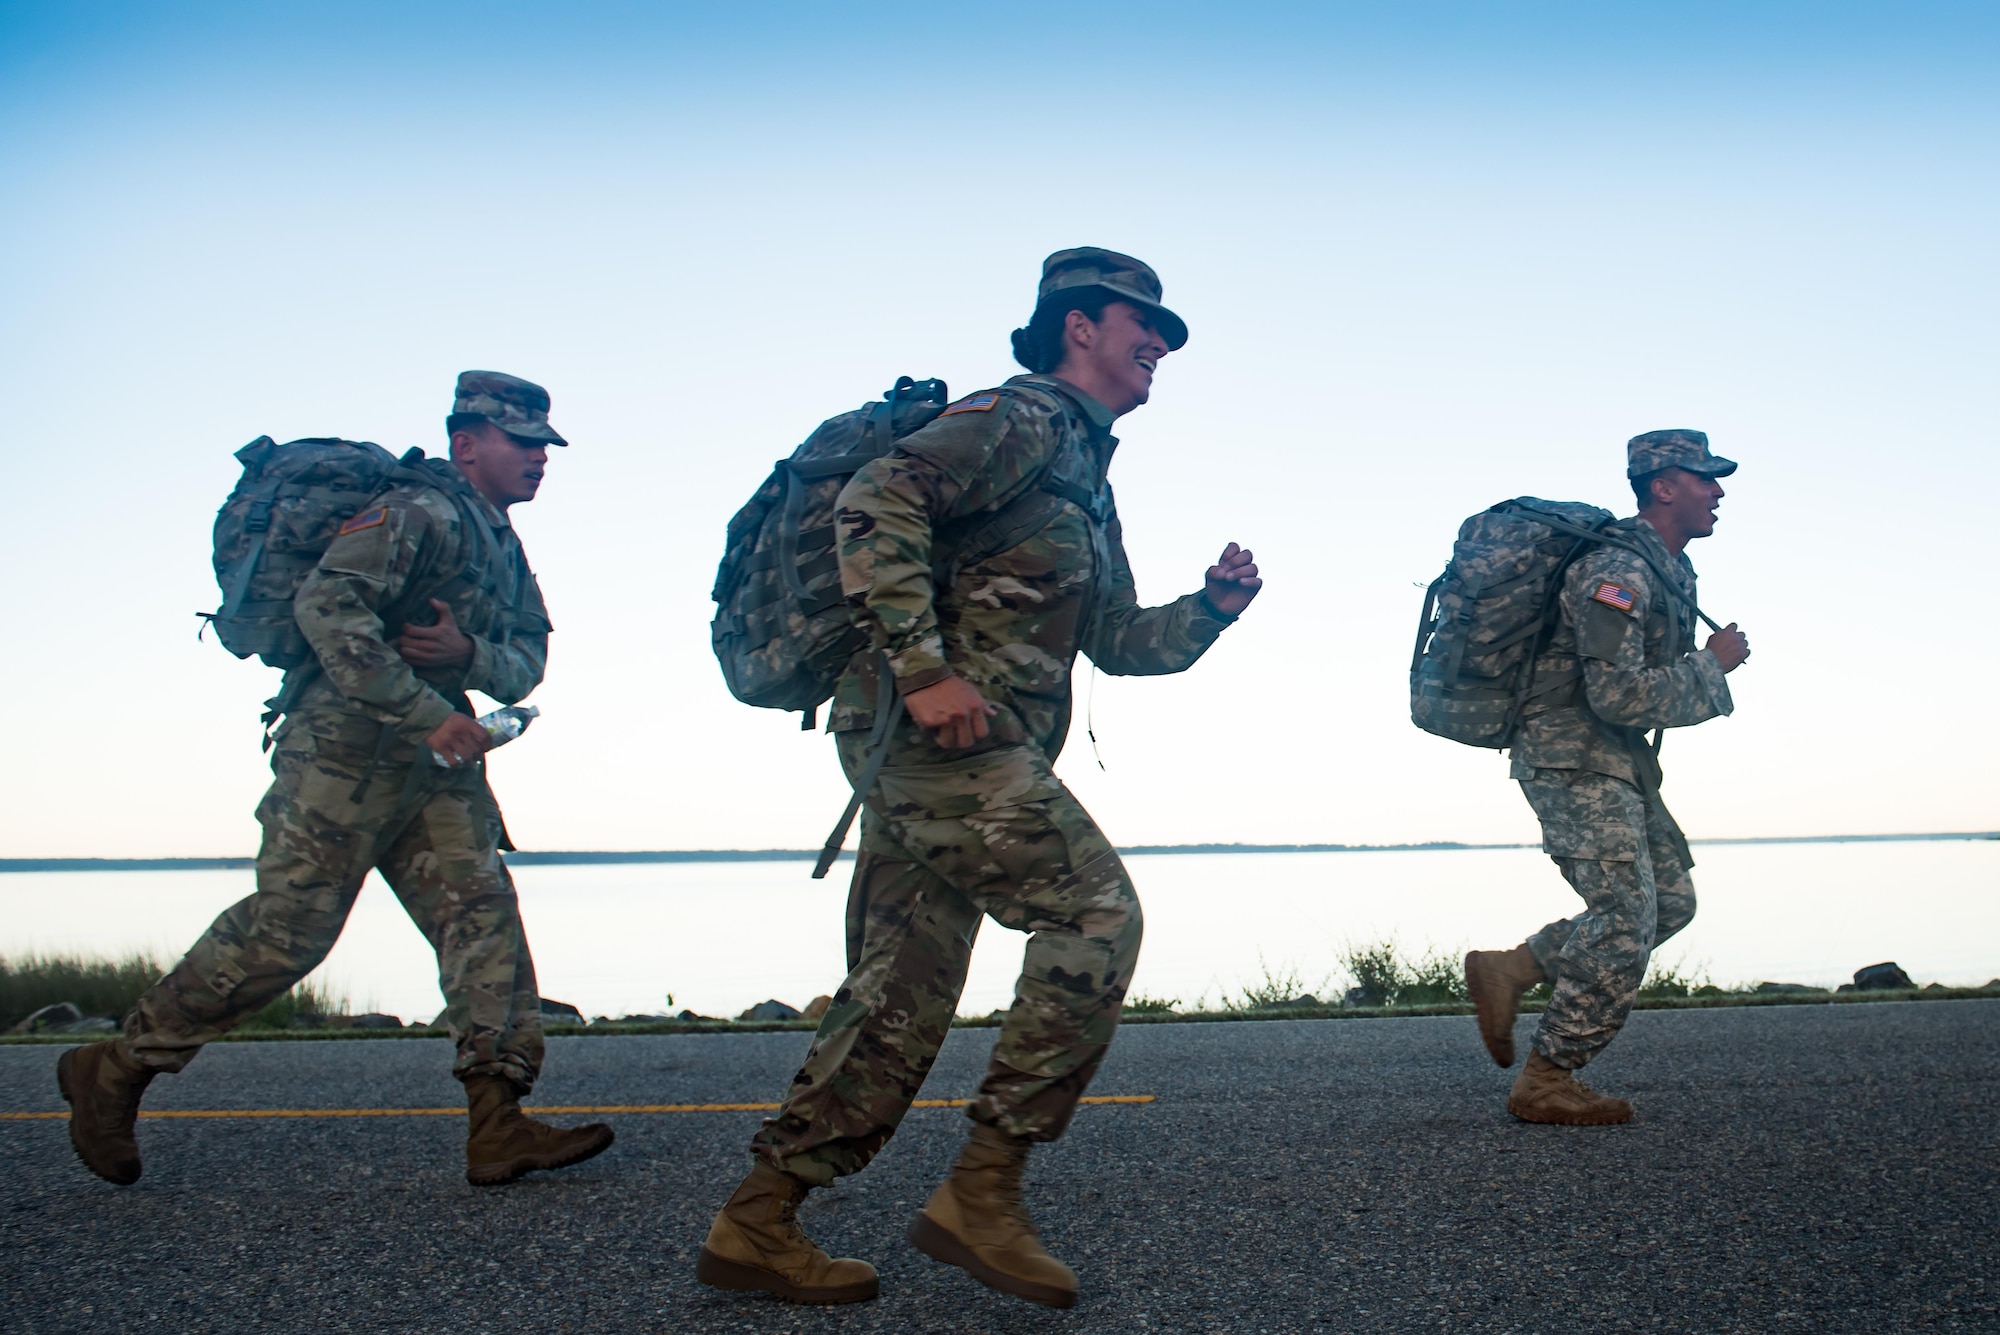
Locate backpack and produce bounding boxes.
[206,435,427,669]
[709,376,956,726]
[1409,498,1717,749]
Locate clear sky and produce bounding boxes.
[2,1,1994,858]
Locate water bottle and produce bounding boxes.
[430,705,539,767]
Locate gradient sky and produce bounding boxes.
[2,1,1995,857]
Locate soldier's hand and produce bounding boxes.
[396,599,475,668]
[1202,542,1262,618]
[904,675,998,750]
[1707,623,1750,672]
[424,712,491,768]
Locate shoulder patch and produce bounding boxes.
[1591,582,1638,613]
[939,393,1001,417]
[338,507,388,536]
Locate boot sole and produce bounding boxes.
[56,1048,142,1186]
[694,1247,879,1304]
[1506,1096,1633,1126]
[908,1213,1077,1309]
[1464,953,1519,1068]
[465,1124,616,1186]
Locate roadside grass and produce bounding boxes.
[1,952,348,1032]
[5,944,1995,1044]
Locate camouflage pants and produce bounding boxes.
[1518,767,1696,1070]
[123,733,544,1088]
[752,742,1142,1187]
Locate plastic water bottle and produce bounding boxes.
[430,705,539,767]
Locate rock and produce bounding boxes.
[1851,962,1915,991]
[289,1012,327,1029]
[538,997,585,1022]
[802,995,833,1020]
[8,1002,84,1034]
[1340,988,1378,1009]
[65,1016,119,1034]
[738,999,803,1022]
[1922,982,1947,992]
[1753,982,1824,994]
[1986,980,2000,991]
[323,1013,402,1029]
[676,1009,719,1022]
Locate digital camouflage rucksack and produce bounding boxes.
[1410,498,1717,749]
[709,376,956,727]
[206,435,430,669]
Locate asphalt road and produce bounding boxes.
[3,1001,1995,1334]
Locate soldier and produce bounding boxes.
[57,372,614,1187]
[696,249,1262,1307]
[1464,430,1751,1124]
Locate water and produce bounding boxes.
[4,841,1994,1023]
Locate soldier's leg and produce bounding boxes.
[954,786,1141,1143]
[1520,769,1659,1070]
[375,777,543,1089]
[1645,798,1698,948]
[124,741,380,1072]
[752,819,980,1186]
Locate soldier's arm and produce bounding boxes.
[1569,555,1733,730]
[461,572,550,705]
[1083,508,1237,676]
[835,398,1052,694]
[294,500,460,743]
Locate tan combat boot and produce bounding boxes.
[56,1039,156,1185]
[463,1073,615,1185]
[1507,1052,1634,1125]
[695,1161,880,1304]
[1465,944,1545,1067]
[909,1124,1079,1309]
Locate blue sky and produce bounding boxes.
[2,2,1994,856]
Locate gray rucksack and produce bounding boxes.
[206,436,432,669]
[709,377,956,727]
[711,374,1113,876]
[1410,498,1718,748]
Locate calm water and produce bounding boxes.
[4,841,1994,1023]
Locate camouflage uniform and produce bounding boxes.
[1508,431,1737,1070]
[124,373,561,1089]
[753,371,1237,1185]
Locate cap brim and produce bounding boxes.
[1689,456,1736,477]
[1036,282,1189,351]
[503,424,568,447]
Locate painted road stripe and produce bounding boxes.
[0,1094,1155,1122]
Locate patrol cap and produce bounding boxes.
[1626,428,1735,479]
[452,370,567,446]
[1033,247,1188,351]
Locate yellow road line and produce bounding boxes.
[0,1094,1155,1122]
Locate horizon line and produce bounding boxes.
[1,830,1992,874]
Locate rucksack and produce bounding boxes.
[711,374,1115,877]
[1410,498,1718,749]
[709,376,956,726]
[206,435,429,669]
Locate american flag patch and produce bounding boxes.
[1592,582,1637,612]
[338,507,387,536]
[940,393,1000,416]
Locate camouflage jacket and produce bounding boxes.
[280,459,551,757]
[830,374,1236,763]
[1510,516,1732,785]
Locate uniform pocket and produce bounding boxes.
[1538,821,1642,862]
[869,745,1065,821]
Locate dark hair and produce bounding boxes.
[1009,289,1118,374]
[445,412,490,439]
[1630,467,1671,509]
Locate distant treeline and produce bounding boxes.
[2,830,1992,874]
